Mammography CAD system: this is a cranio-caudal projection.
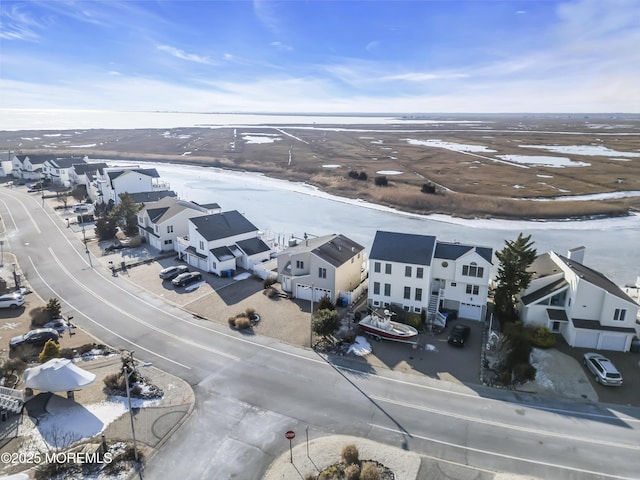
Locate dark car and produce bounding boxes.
[159,265,189,280]
[172,271,203,287]
[447,324,471,347]
[9,328,59,350]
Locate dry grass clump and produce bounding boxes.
[360,462,381,480]
[342,444,359,465]
[228,308,258,330]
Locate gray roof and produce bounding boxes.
[313,234,364,267]
[369,231,436,266]
[521,278,568,306]
[210,245,236,261]
[107,168,160,182]
[190,210,258,241]
[434,242,493,264]
[571,318,636,333]
[546,309,569,321]
[17,154,55,164]
[129,191,177,203]
[556,254,637,304]
[50,157,84,169]
[73,162,108,175]
[142,197,207,224]
[237,237,271,256]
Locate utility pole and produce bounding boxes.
[123,351,141,476]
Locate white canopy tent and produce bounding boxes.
[23,358,96,392]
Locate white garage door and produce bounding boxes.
[573,330,599,349]
[295,285,332,302]
[599,334,627,351]
[459,302,483,321]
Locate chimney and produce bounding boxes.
[567,246,585,264]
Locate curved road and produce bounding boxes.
[1,186,639,480]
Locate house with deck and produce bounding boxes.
[368,231,493,322]
[137,197,220,252]
[43,156,87,187]
[518,247,639,352]
[277,234,366,304]
[90,166,171,204]
[176,210,272,276]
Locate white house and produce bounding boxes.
[176,210,272,276]
[91,167,170,204]
[11,154,54,181]
[519,247,639,352]
[277,234,366,304]
[69,162,108,187]
[137,197,220,252]
[43,156,87,187]
[368,231,493,321]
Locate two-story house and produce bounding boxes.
[176,210,272,276]
[69,162,108,187]
[519,247,639,351]
[43,156,87,187]
[11,154,54,181]
[91,167,171,204]
[137,197,221,252]
[368,231,493,321]
[277,234,366,303]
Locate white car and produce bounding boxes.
[0,292,26,309]
[583,352,623,386]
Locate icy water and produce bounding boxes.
[109,160,639,286]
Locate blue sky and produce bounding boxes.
[1,0,638,113]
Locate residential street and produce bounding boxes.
[1,184,639,480]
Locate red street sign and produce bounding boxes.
[285,430,295,440]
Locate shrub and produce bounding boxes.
[348,170,359,179]
[530,327,557,348]
[312,309,339,338]
[319,465,340,480]
[345,463,360,480]
[317,295,335,311]
[60,348,76,359]
[360,462,381,480]
[103,444,145,475]
[234,316,251,330]
[228,317,236,328]
[103,372,126,392]
[341,443,359,465]
[421,182,437,194]
[29,307,51,328]
[39,339,61,363]
[263,277,276,289]
[245,307,256,317]
[264,287,277,298]
[43,297,62,319]
[374,176,388,187]
[358,171,368,181]
[0,358,26,377]
[513,362,537,383]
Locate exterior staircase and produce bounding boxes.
[0,386,24,414]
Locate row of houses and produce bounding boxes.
[8,154,640,352]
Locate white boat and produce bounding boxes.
[358,309,418,343]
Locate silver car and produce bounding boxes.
[0,292,26,309]
[583,352,623,386]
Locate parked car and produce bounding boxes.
[172,271,203,287]
[159,265,189,280]
[0,292,26,309]
[447,324,471,347]
[9,328,59,350]
[583,352,623,386]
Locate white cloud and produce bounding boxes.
[0,4,44,42]
[156,45,214,65]
[270,41,293,51]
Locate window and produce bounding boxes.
[405,266,412,277]
[462,262,484,278]
[374,262,381,273]
[164,239,173,245]
[415,288,422,301]
[167,225,174,234]
[199,240,204,250]
[450,282,457,287]
[296,260,304,269]
[384,283,391,296]
[416,267,423,279]
[414,307,422,313]
[318,267,327,279]
[385,263,392,274]
[404,286,411,299]
[466,285,479,295]
[154,225,159,233]
[373,282,380,295]
[614,309,626,321]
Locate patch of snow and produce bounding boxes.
[537,174,554,178]
[347,336,372,356]
[181,151,192,156]
[530,190,640,202]
[322,164,341,168]
[376,170,403,175]
[183,281,205,292]
[404,138,497,153]
[243,135,281,144]
[520,144,640,158]
[233,272,251,281]
[424,344,437,351]
[69,144,97,148]
[513,185,525,189]
[497,154,590,168]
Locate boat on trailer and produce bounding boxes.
[358,309,418,343]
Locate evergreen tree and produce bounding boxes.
[111,193,141,235]
[39,339,61,363]
[312,309,339,339]
[494,233,537,321]
[43,298,62,320]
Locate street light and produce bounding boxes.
[122,351,141,476]
[81,223,93,268]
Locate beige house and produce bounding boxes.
[277,234,366,304]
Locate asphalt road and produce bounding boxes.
[1,185,639,480]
